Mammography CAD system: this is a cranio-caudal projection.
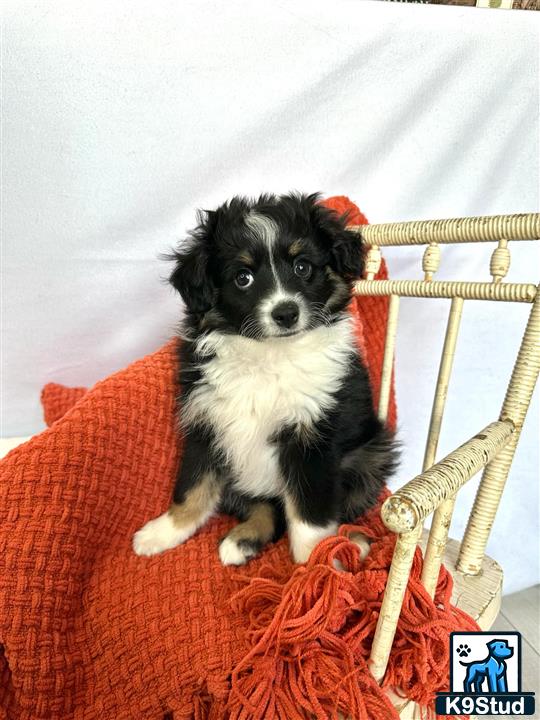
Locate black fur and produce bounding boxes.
[277,357,397,527]
[168,192,364,336]
[169,192,398,561]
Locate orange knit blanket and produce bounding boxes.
[0,198,475,720]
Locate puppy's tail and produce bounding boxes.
[341,426,400,518]
[342,427,399,483]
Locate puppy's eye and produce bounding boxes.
[235,269,254,289]
[293,258,312,279]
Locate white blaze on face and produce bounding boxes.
[245,212,281,288]
[245,212,307,335]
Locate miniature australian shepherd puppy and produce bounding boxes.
[133,193,398,565]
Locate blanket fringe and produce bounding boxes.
[226,516,478,720]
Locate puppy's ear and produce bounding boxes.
[169,210,217,313]
[329,225,364,278]
[310,200,365,278]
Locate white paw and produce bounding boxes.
[350,532,371,559]
[291,542,313,564]
[332,534,371,572]
[133,512,193,556]
[289,521,338,564]
[218,536,259,566]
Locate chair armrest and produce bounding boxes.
[381,419,515,533]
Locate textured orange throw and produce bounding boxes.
[0,198,476,720]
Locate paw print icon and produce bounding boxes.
[457,644,471,658]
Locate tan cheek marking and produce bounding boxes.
[325,267,341,282]
[200,308,224,330]
[288,239,304,256]
[226,502,276,544]
[168,474,219,528]
[325,266,350,308]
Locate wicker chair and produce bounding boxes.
[348,212,539,717]
[1,212,538,718]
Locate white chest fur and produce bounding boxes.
[182,317,355,498]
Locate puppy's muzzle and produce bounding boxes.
[271,301,299,329]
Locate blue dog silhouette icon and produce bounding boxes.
[460,639,514,693]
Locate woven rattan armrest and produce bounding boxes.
[381,419,515,534]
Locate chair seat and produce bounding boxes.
[440,535,503,630]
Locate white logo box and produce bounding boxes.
[450,631,521,694]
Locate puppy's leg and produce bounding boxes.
[285,496,338,564]
[281,441,339,564]
[133,431,220,556]
[219,502,277,566]
[133,472,219,556]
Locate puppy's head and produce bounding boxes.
[169,193,364,339]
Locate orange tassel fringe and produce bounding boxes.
[227,502,478,720]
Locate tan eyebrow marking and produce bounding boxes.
[288,239,304,256]
[237,251,254,266]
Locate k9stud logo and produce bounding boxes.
[435,632,535,716]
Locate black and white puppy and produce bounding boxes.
[133,193,398,565]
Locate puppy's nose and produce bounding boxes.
[271,301,299,329]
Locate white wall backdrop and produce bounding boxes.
[2,0,538,593]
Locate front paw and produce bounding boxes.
[291,543,313,564]
[349,532,371,559]
[133,512,190,556]
[288,520,338,564]
[219,535,261,566]
[332,533,372,571]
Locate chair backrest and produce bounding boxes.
[348,212,540,682]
